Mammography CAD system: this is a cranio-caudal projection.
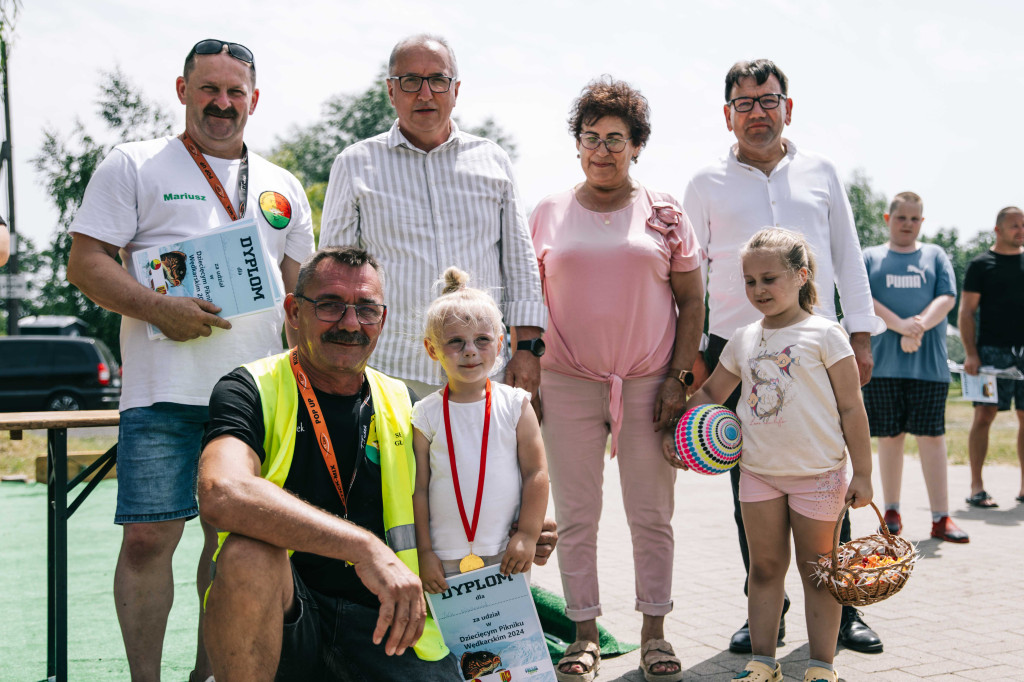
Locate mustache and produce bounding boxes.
[322,329,370,346]
[203,104,238,119]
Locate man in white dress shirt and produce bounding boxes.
[319,34,546,398]
[684,58,886,656]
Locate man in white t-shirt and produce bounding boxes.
[683,58,885,657]
[67,40,314,682]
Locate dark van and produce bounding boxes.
[0,336,121,411]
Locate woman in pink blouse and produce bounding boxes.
[530,77,704,682]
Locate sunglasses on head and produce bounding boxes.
[188,39,255,66]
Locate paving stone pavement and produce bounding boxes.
[530,462,1024,681]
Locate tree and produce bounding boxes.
[269,66,517,239]
[270,70,394,187]
[26,68,173,357]
[921,226,994,326]
[845,169,888,248]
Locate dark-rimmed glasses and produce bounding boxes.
[297,296,387,324]
[578,134,627,153]
[388,75,455,93]
[188,39,255,65]
[728,93,785,113]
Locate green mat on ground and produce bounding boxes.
[531,585,638,664]
[0,480,634,677]
[0,480,203,680]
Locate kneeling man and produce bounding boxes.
[199,248,557,680]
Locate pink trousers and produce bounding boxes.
[540,370,676,621]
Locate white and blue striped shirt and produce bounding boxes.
[320,120,546,384]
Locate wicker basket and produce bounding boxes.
[814,500,917,607]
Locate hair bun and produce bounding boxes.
[441,266,470,295]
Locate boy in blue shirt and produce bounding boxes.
[862,192,968,543]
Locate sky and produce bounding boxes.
[4,0,1022,251]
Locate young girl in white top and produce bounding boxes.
[412,267,549,592]
[663,228,873,682]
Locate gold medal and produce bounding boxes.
[459,552,485,573]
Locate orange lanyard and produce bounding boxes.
[179,131,248,221]
[442,379,492,546]
[289,348,360,518]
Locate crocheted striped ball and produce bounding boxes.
[673,404,742,475]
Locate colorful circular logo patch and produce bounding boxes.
[259,191,292,229]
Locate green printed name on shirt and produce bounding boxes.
[163,193,207,202]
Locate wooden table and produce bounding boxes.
[0,410,119,682]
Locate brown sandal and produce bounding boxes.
[640,638,683,682]
[556,640,600,682]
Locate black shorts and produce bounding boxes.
[975,346,1024,411]
[862,377,947,438]
[276,564,460,681]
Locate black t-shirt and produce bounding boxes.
[963,250,1024,347]
[205,367,402,608]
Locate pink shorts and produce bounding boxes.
[738,464,848,522]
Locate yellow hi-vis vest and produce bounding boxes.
[217,351,448,661]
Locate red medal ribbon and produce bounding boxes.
[443,379,492,548]
[179,131,248,221]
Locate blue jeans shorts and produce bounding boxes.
[278,564,460,681]
[115,402,209,524]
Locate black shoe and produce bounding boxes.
[728,618,786,653]
[838,607,883,653]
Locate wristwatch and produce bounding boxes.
[516,338,546,357]
[670,368,695,386]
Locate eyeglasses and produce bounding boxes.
[297,296,387,324]
[188,39,255,66]
[728,93,785,113]
[578,134,628,153]
[388,75,455,93]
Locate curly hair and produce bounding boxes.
[567,76,651,149]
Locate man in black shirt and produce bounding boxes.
[198,247,556,681]
[959,206,1024,509]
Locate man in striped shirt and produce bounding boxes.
[320,34,546,399]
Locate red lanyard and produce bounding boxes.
[289,348,359,517]
[179,131,248,221]
[443,379,492,547]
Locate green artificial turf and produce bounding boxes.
[0,480,205,680]
[531,585,638,664]
[1,481,643,679]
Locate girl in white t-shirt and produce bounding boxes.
[411,267,549,592]
[663,228,873,682]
